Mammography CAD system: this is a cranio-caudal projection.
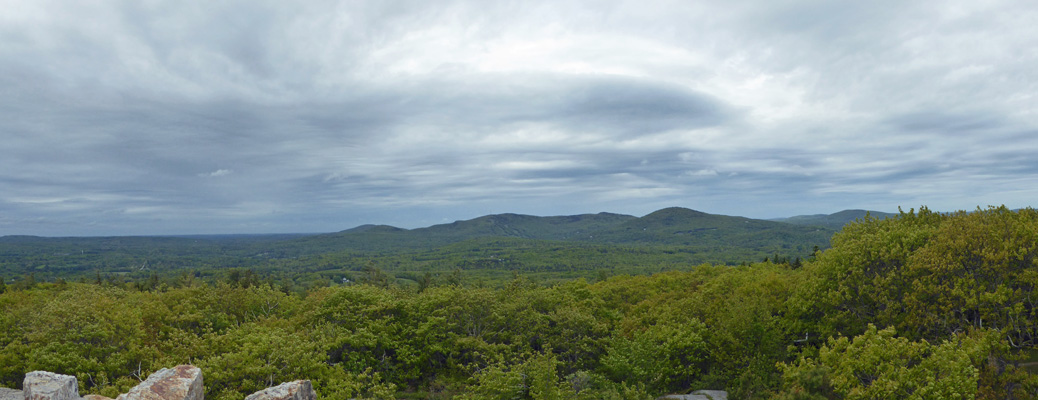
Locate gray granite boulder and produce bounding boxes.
[658,390,728,400]
[691,390,727,400]
[23,372,79,400]
[0,388,23,400]
[115,366,202,400]
[245,381,316,400]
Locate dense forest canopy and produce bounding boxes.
[0,207,841,290]
[0,206,1036,399]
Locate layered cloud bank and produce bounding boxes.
[2,0,1036,235]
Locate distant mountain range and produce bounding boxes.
[770,209,897,230]
[0,208,897,281]
[0,208,893,249]
[284,207,893,254]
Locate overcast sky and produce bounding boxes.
[2,0,1036,236]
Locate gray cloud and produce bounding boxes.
[1,0,1037,235]
[886,111,1009,135]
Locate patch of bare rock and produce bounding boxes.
[658,389,729,400]
[0,388,23,400]
[243,381,315,400]
[24,372,79,400]
[115,366,202,400]
[2,366,316,400]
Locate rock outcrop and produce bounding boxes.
[114,366,202,400]
[658,389,729,400]
[244,381,316,400]
[0,388,22,400]
[23,372,79,400]
[4,366,321,400]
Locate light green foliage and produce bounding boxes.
[0,284,150,395]
[687,263,795,398]
[602,317,707,394]
[457,360,526,400]
[458,351,578,400]
[903,207,1038,346]
[795,206,1038,348]
[780,325,980,400]
[534,286,607,364]
[198,320,335,400]
[792,207,945,338]
[595,264,797,398]
[786,207,1038,399]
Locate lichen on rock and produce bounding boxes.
[114,366,202,400]
[0,387,23,400]
[23,371,79,400]
[244,381,316,400]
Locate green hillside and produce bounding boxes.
[284,207,834,253]
[588,207,833,246]
[771,209,897,229]
[415,212,637,241]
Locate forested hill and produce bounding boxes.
[288,211,638,251]
[770,209,897,229]
[289,207,841,252]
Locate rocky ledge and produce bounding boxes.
[658,389,729,400]
[1,366,315,400]
[5,366,725,400]
[1,388,23,400]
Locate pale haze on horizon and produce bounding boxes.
[2,1,1037,236]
